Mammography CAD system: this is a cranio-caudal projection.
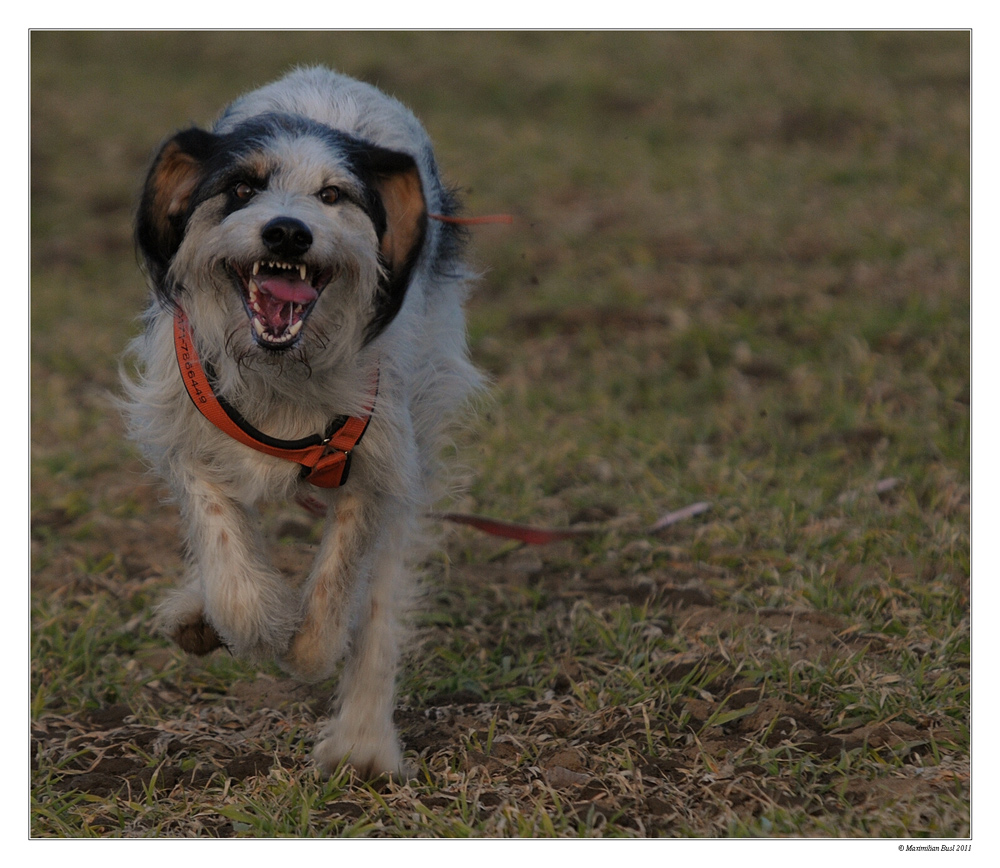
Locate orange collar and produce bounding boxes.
[173,308,377,488]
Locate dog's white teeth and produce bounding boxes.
[250,260,308,280]
[248,279,261,311]
[253,321,298,344]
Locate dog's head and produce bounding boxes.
[136,113,426,366]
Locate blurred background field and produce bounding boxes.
[30,32,969,837]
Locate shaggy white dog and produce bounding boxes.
[122,67,482,778]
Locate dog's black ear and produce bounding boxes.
[355,147,428,343]
[135,127,218,291]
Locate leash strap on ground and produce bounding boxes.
[292,496,713,544]
[436,502,713,543]
[434,512,591,544]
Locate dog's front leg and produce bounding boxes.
[313,506,414,780]
[283,491,414,778]
[158,469,298,661]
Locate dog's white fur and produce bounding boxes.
[121,67,481,777]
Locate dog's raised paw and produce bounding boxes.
[156,585,220,654]
[172,618,225,655]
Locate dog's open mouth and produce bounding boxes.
[233,261,335,349]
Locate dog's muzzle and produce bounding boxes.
[230,217,338,350]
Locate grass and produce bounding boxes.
[30,31,969,837]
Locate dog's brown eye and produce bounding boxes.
[318,186,340,205]
[234,182,255,201]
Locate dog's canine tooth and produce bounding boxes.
[252,261,260,276]
[288,320,302,337]
[299,264,307,281]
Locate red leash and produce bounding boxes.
[436,503,712,543]
[435,512,589,544]
[429,213,514,226]
[293,496,712,543]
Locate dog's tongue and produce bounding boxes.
[256,276,318,306]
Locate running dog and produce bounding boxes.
[122,67,482,778]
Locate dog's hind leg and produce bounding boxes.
[282,492,372,682]
[162,469,299,661]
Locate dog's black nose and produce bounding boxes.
[261,217,313,258]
